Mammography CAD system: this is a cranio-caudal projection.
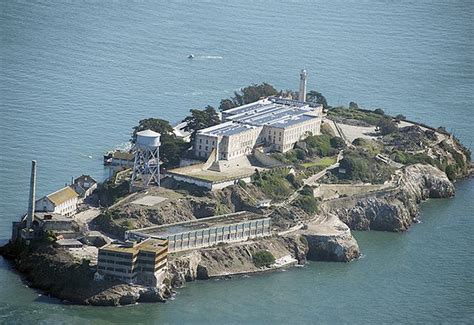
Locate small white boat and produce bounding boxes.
[188,54,195,59]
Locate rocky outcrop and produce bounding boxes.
[324,164,455,232]
[0,241,171,306]
[300,215,360,262]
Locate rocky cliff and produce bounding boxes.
[168,235,308,285]
[0,241,171,306]
[323,164,455,232]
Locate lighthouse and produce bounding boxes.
[298,69,308,102]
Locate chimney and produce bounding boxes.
[26,160,37,229]
[298,69,308,102]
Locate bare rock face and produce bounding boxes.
[167,251,202,287]
[325,164,455,232]
[304,233,360,262]
[301,216,360,262]
[167,236,308,282]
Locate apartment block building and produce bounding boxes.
[97,238,168,287]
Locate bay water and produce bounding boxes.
[1,1,473,323]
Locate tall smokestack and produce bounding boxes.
[26,160,37,229]
[298,69,308,102]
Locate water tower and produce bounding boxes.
[131,129,161,189]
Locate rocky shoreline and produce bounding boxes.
[1,113,472,307]
[1,161,470,306]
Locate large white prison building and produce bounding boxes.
[194,97,323,161]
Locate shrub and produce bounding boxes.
[349,102,359,109]
[395,114,406,120]
[305,134,332,157]
[237,179,247,189]
[294,195,319,214]
[252,250,275,268]
[445,164,457,181]
[330,136,345,149]
[377,116,398,135]
[286,173,303,188]
[373,108,385,115]
[252,168,293,200]
[338,149,393,184]
[320,123,336,136]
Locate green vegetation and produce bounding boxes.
[320,122,336,136]
[93,210,128,237]
[327,107,385,126]
[237,179,247,188]
[42,230,57,244]
[352,138,382,155]
[132,118,189,168]
[349,101,358,109]
[293,185,319,214]
[252,168,294,200]
[183,105,220,143]
[301,156,336,169]
[391,150,436,166]
[96,174,129,207]
[377,116,398,135]
[252,250,276,268]
[286,172,303,188]
[306,90,328,109]
[305,134,337,157]
[337,149,393,184]
[218,83,278,111]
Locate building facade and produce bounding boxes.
[35,186,79,217]
[71,174,97,203]
[194,97,322,160]
[126,212,272,253]
[97,238,168,287]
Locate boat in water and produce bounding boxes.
[188,54,195,59]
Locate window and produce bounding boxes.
[200,139,202,143]
[206,139,208,144]
[199,145,202,150]
[205,146,208,151]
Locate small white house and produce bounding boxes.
[71,174,97,202]
[35,186,79,217]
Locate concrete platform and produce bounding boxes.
[131,195,167,207]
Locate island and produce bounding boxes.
[1,71,472,306]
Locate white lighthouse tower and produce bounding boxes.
[298,69,308,102]
[131,129,161,189]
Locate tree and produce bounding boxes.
[132,118,188,168]
[377,116,398,135]
[330,136,346,149]
[218,83,278,111]
[252,250,275,268]
[183,105,220,141]
[349,101,359,109]
[132,118,174,142]
[218,98,236,111]
[306,90,328,109]
[373,108,385,115]
[395,114,406,120]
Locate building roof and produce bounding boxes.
[74,174,97,186]
[197,121,261,137]
[197,97,322,138]
[130,212,270,239]
[45,187,78,206]
[112,151,134,160]
[100,238,168,255]
[55,239,83,247]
